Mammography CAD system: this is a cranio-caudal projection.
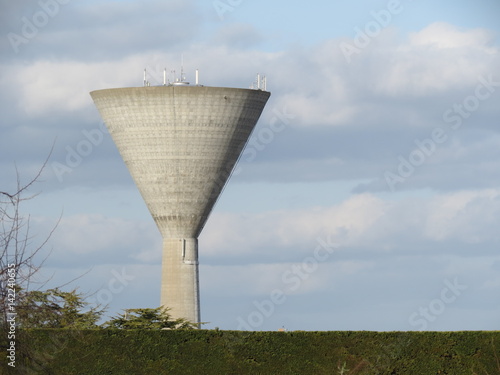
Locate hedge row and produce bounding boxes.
[2,330,499,374]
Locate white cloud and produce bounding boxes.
[3,22,498,130]
[409,22,494,50]
[202,193,388,257]
[203,189,500,260]
[369,24,498,97]
[34,214,159,266]
[202,259,373,298]
[5,57,143,116]
[424,189,500,243]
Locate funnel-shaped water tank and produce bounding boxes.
[90,85,270,324]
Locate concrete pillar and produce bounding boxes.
[161,238,200,325]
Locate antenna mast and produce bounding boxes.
[181,54,185,82]
[252,73,267,91]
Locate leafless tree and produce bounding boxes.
[0,153,108,373]
[0,156,58,332]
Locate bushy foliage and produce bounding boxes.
[103,307,199,330]
[3,330,499,375]
[16,287,103,329]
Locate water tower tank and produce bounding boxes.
[90,83,270,324]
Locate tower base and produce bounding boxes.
[161,238,200,325]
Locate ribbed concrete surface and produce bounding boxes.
[90,86,270,323]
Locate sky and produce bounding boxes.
[1,0,500,331]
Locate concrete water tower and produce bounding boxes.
[90,71,270,324]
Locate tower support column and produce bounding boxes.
[161,238,200,325]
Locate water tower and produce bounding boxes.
[90,72,270,324]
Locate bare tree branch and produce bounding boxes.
[1,148,57,338]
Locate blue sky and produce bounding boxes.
[1,0,500,331]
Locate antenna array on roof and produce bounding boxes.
[251,73,267,91]
[143,67,268,90]
[143,66,202,87]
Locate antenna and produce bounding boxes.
[143,68,151,87]
[251,73,267,91]
[181,54,185,82]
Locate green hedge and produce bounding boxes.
[2,330,499,374]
